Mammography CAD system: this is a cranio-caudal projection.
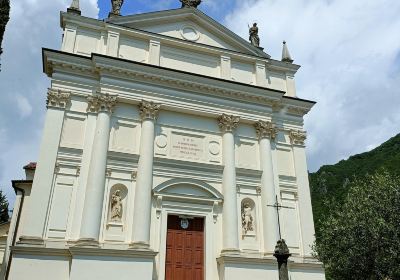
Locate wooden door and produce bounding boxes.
[165,215,204,280]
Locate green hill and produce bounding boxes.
[309,133,400,237]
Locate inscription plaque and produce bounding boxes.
[171,133,205,160]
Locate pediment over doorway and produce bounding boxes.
[153,178,223,203]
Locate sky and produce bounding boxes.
[0,0,399,207]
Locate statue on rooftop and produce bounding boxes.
[110,0,124,17]
[249,23,260,47]
[180,0,202,8]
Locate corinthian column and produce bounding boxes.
[19,89,70,245]
[254,120,280,254]
[218,114,240,253]
[78,94,117,245]
[131,101,160,249]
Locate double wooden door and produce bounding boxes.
[165,215,205,280]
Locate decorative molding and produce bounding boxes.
[131,170,137,180]
[106,168,112,177]
[54,163,60,174]
[289,130,307,145]
[76,166,81,176]
[256,186,262,195]
[46,88,71,109]
[287,106,309,116]
[254,121,278,140]
[218,114,240,133]
[86,94,117,113]
[156,195,162,219]
[139,100,160,121]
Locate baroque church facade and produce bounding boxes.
[5,1,325,279]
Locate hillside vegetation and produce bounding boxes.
[309,133,400,237]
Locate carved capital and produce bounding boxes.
[254,121,278,140]
[139,100,160,121]
[289,130,307,145]
[46,88,70,109]
[218,114,240,133]
[87,94,117,113]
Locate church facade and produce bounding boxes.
[6,2,325,280]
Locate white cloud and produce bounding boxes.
[0,0,99,206]
[15,95,33,118]
[225,0,400,171]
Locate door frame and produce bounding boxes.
[158,205,215,280]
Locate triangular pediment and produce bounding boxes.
[108,8,269,58]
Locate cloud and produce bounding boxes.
[0,0,99,206]
[15,95,33,119]
[225,0,400,171]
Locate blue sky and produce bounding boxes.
[0,0,399,207]
[97,0,234,21]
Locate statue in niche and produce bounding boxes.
[110,190,123,222]
[110,0,124,16]
[249,23,260,47]
[241,202,254,234]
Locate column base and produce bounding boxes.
[129,241,150,250]
[17,236,45,246]
[72,238,100,247]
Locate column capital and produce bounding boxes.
[254,120,278,140]
[139,100,160,121]
[46,88,71,109]
[87,94,117,113]
[289,130,307,145]
[218,114,240,133]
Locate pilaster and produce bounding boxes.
[255,61,267,87]
[218,114,240,253]
[61,24,77,53]
[106,31,120,57]
[18,89,71,244]
[148,40,161,66]
[289,130,315,257]
[131,101,160,249]
[220,55,231,80]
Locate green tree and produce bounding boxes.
[0,190,8,223]
[313,172,400,280]
[0,0,10,69]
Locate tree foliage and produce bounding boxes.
[0,189,8,223]
[0,0,10,63]
[313,172,400,280]
[310,133,400,238]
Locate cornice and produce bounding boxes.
[43,49,315,118]
[59,12,304,73]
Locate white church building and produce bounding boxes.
[4,1,325,279]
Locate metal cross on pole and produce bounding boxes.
[267,195,294,240]
[267,195,294,280]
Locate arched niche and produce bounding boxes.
[241,198,256,238]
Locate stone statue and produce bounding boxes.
[110,0,124,16]
[241,202,254,234]
[249,23,260,47]
[110,190,123,222]
[180,0,202,8]
[274,239,291,280]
